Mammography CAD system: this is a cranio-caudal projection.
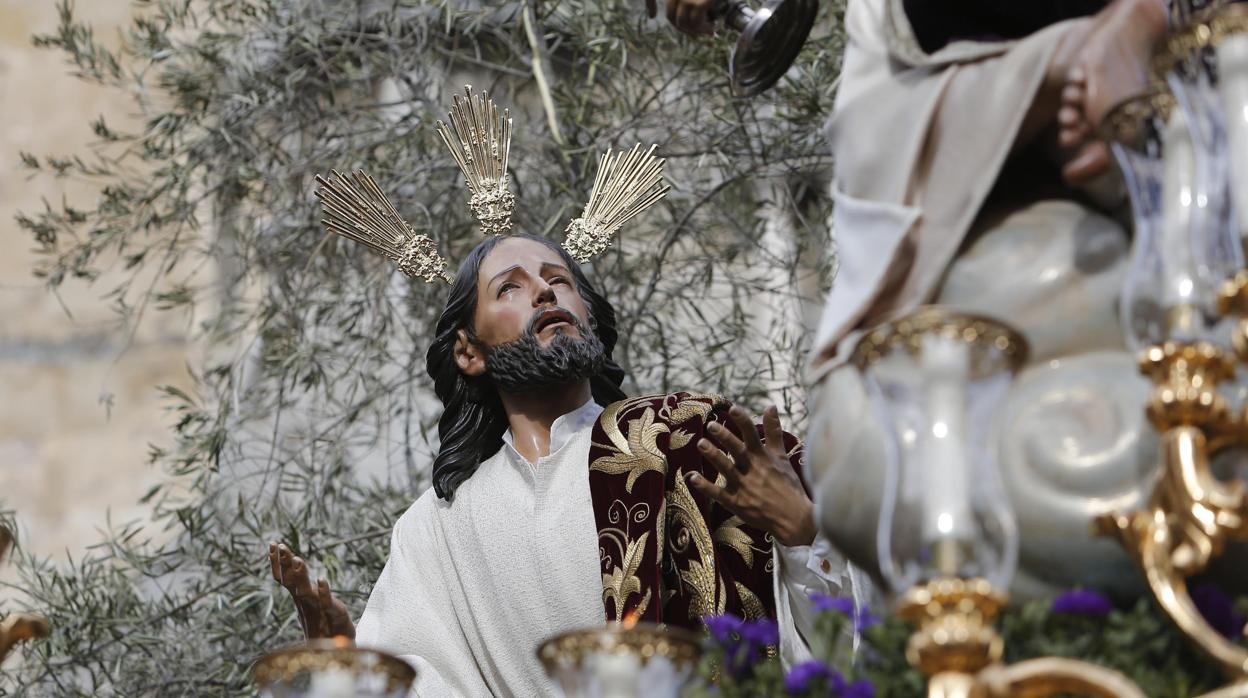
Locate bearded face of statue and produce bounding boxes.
[452,236,606,393]
[426,234,628,500]
[481,309,606,393]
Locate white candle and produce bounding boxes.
[595,651,641,698]
[307,667,356,698]
[1217,34,1248,236]
[1160,107,1201,313]
[919,335,973,544]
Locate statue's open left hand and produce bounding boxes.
[687,404,817,547]
[268,542,356,640]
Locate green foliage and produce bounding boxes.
[5,0,844,695]
[996,596,1228,697]
[687,597,1239,697]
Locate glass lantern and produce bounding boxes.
[253,639,416,698]
[1211,7,1248,237]
[1105,86,1242,350]
[536,622,702,698]
[1162,4,1248,239]
[851,307,1027,593]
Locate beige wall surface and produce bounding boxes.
[0,1,192,570]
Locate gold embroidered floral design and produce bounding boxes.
[668,428,695,451]
[668,466,721,616]
[590,406,669,492]
[658,393,726,426]
[714,516,757,568]
[735,581,766,620]
[602,531,649,621]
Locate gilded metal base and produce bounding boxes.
[897,578,1005,677]
[1197,680,1248,698]
[1097,335,1248,678]
[535,621,702,672]
[978,658,1147,698]
[253,638,416,694]
[899,579,1146,698]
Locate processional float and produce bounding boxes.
[817,4,1248,696]
[254,2,1248,696]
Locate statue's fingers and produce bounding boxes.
[290,557,317,604]
[706,419,747,462]
[686,471,733,507]
[698,438,741,488]
[762,405,785,458]
[269,542,282,583]
[313,578,334,638]
[277,545,297,589]
[726,406,765,454]
[321,580,357,639]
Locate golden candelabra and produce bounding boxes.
[898,578,1148,698]
[1095,275,1248,691]
[0,525,49,665]
[884,5,1248,695]
[882,289,1248,696]
[892,289,1248,697]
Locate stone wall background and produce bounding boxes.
[0,1,192,573]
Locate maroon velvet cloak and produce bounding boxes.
[587,392,804,630]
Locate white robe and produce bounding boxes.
[356,399,849,697]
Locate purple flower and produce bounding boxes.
[1051,589,1113,617]
[704,614,744,647]
[812,594,854,614]
[811,593,881,629]
[784,660,841,694]
[784,662,876,698]
[703,614,776,678]
[1191,583,1247,640]
[739,618,779,646]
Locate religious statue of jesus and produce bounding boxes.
[264,87,853,696]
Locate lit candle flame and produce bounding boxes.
[622,609,640,629]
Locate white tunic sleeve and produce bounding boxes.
[771,532,859,666]
[354,492,476,698]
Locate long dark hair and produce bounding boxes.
[425,234,627,500]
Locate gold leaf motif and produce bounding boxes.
[735,581,766,620]
[679,560,720,620]
[668,429,694,451]
[668,467,718,616]
[602,532,649,620]
[714,516,755,568]
[596,396,661,454]
[655,499,666,571]
[590,407,669,492]
[659,394,726,426]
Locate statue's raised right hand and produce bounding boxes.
[269,542,356,640]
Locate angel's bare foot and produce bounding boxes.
[269,542,356,640]
[1058,0,1168,183]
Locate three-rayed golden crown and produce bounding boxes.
[315,85,668,283]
